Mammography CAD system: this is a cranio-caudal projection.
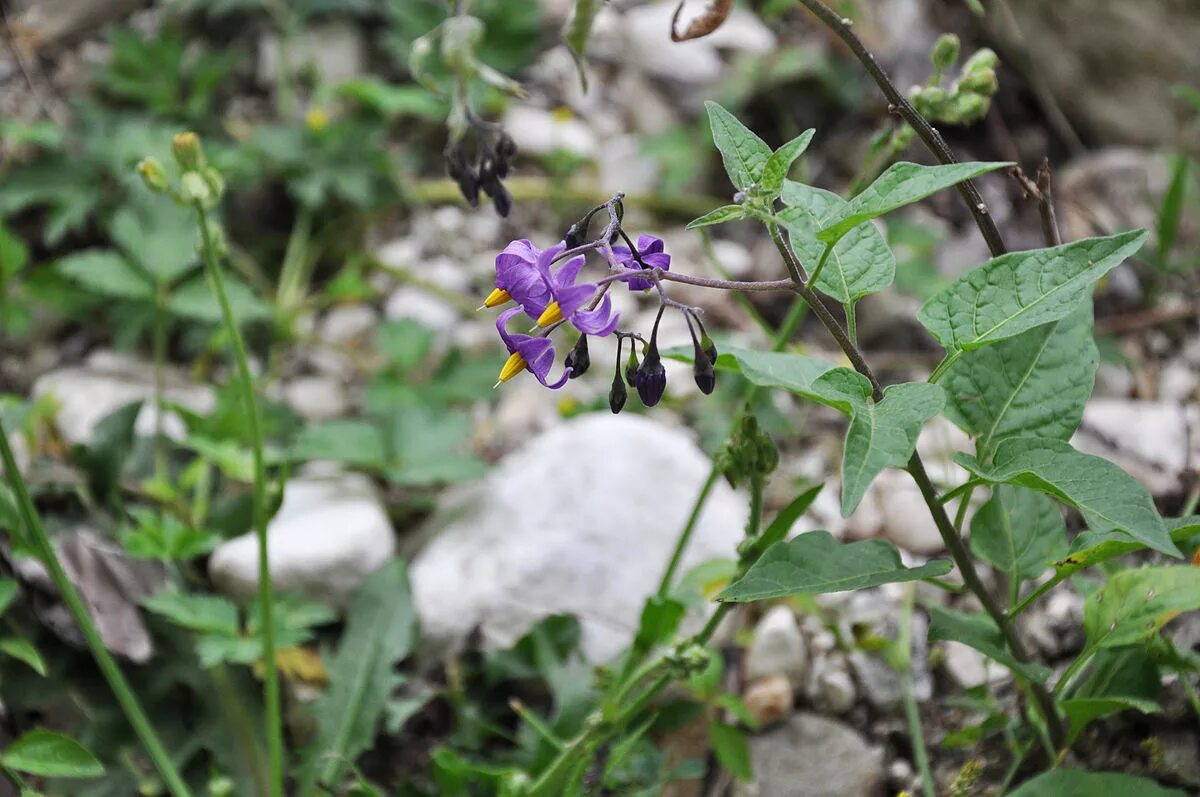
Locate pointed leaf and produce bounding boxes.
[1061,697,1159,743]
[1056,516,1200,577]
[110,201,197,284]
[56,249,153,301]
[969,484,1066,584]
[928,606,1051,682]
[760,129,815,197]
[779,181,895,303]
[919,231,1147,358]
[817,161,1011,244]
[167,273,272,324]
[141,591,240,636]
[719,531,952,602]
[1083,566,1200,649]
[663,342,839,398]
[957,438,1178,557]
[686,204,747,230]
[1007,770,1185,797]
[1,729,105,778]
[745,483,824,558]
[0,579,17,617]
[0,637,47,676]
[705,101,772,192]
[829,375,945,515]
[709,723,753,782]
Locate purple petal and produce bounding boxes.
[556,283,597,318]
[496,306,523,351]
[637,234,665,255]
[552,256,586,290]
[571,296,619,336]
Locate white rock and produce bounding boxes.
[1093,361,1135,398]
[319,305,378,346]
[597,134,661,194]
[1159,360,1198,402]
[209,469,396,608]
[1073,399,1199,495]
[736,713,883,797]
[257,21,365,86]
[940,641,998,689]
[32,350,214,446]
[808,654,857,714]
[503,105,596,158]
[410,413,746,662]
[746,605,809,688]
[282,376,348,422]
[384,286,459,334]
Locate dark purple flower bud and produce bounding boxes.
[446,149,479,207]
[565,334,590,378]
[693,349,716,394]
[609,372,627,413]
[495,129,517,162]
[489,181,512,217]
[624,344,640,387]
[635,348,667,407]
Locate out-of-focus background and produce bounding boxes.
[0,1,1198,795]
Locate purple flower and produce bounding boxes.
[483,239,563,320]
[613,234,671,291]
[494,306,570,388]
[534,255,620,336]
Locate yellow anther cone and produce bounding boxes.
[482,288,512,309]
[536,301,563,327]
[494,352,526,387]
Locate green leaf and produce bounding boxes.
[376,320,435,371]
[956,438,1178,557]
[969,484,1066,584]
[709,723,753,782]
[664,342,838,396]
[0,578,17,617]
[831,375,945,515]
[719,531,952,602]
[928,606,1051,682]
[778,181,895,303]
[563,0,604,90]
[389,406,486,486]
[1060,697,1159,743]
[120,508,220,561]
[759,129,815,197]
[942,300,1096,460]
[817,161,1011,244]
[1155,154,1188,270]
[0,222,29,279]
[0,637,47,676]
[110,201,197,284]
[292,420,388,470]
[1056,516,1200,577]
[1,729,105,779]
[1007,769,1185,797]
[1083,566,1200,649]
[334,78,445,120]
[686,204,747,230]
[56,249,153,301]
[296,560,417,797]
[167,273,272,324]
[744,484,824,559]
[919,231,1147,359]
[142,591,240,636]
[704,101,772,192]
[634,596,685,650]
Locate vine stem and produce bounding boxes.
[195,203,284,797]
[768,227,1068,750]
[793,0,1007,258]
[0,427,194,797]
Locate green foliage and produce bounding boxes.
[942,301,1097,460]
[779,180,896,303]
[1,729,105,779]
[969,484,1067,585]
[816,161,1010,245]
[296,561,417,796]
[921,231,1147,366]
[1007,769,1186,797]
[928,607,1050,682]
[98,27,236,122]
[705,101,772,194]
[957,438,1179,557]
[1083,566,1200,649]
[720,531,952,602]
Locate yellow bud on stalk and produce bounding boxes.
[171,131,205,171]
[136,157,169,193]
[179,171,212,205]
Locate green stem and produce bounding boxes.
[898,587,935,797]
[844,302,857,347]
[808,241,834,286]
[0,424,193,797]
[153,283,169,483]
[1053,645,1096,699]
[1008,572,1065,621]
[194,203,284,797]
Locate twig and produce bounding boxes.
[1010,159,1061,246]
[792,0,1008,257]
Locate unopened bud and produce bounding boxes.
[179,171,212,205]
[201,166,225,201]
[958,67,998,98]
[931,33,960,73]
[171,131,205,171]
[635,348,667,407]
[962,48,998,75]
[136,157,169,193]
[565,334,590,378]
[608,372,627,414]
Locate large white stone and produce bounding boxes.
[1073,400,1200,496]
[32,350,214,446]
[209,469,396,608]
[746,605,808,688]
[411,413,746,662]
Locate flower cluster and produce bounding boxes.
[483,198,719,412]
[446,115,517,217]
